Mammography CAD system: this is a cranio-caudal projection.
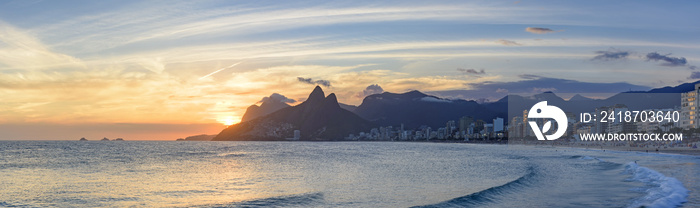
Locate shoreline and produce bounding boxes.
[521,143,700,157]
[6,139,700,157]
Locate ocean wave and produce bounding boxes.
[412,166,536,208]
[572,155,607,162]
[624,162,688,208]
[569,155,622,172]
[165,151,218,157]
[208,192,324,208]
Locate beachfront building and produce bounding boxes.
[493,117,504,133]
[637,108,679,133]
[681,83,700,129]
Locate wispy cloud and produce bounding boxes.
[518,74,544,79]
[592,48,630,61]
[38,3,541,55]
[496,39,522,46]
[525,27,561,34]
[0,22,85,70]
[457,68,486,75]
[199,62,241,80]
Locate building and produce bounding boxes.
[483,123,494,135]
[636,108,679,133]
[446,120,456,136]
[681,83,700,129]
[493,117,504,132]
[459,116,473,133]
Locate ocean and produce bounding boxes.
[0,141,697,207]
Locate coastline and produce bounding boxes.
[529,143,700,157]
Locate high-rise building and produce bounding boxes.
[473,120,485,134]
[493,117,504,132]
[459,116,473,133]
[446,120,456,135]
[681,83,700,129]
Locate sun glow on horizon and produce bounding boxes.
[218,115,240,126]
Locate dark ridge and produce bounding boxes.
[213,86,374,141]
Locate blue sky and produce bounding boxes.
[0,0,699,139]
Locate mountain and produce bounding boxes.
[499,80,700,122]
[213,86,374,141]
[184,134,215,141]
[339,103,358,112]
[241,98,291,122]
[505,91,680,122]
[354,90,505,129]
[569,94,595,101]
[641,80,700,93]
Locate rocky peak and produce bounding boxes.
[307,86,326,104]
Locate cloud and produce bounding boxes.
[525,27,561,34]
[496,39,522,46]
[361,84,384,97]
[0,22,85,70]
[199,62,241,80]
[258,93,296,104]
[420,97,452,103]
[645,52,687,66]
[645,52,699,70]
[592,48,630,61]
[533,87,557,93]
[589,49,697,70]
[297,77,332,87]
[689,72,700,79]
[518,74,543,80]
[457,68,486,75]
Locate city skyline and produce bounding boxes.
[1,0,699,140]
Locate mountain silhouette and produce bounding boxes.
[506,91,681,122]
[241,100,290,122]
[241,94,293,122]
[339,103,358,112]
[354,90,505,129]
[569,94,595,101]
[641,80,700,93]
[213,86,374,141]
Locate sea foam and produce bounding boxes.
[624,162,688,208]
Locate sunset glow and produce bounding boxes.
[0,1,698,140]
[218,116,240,126]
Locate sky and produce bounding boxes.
[1,0,699,140]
